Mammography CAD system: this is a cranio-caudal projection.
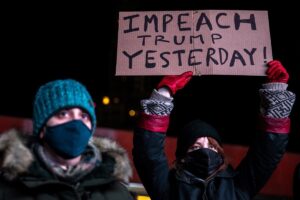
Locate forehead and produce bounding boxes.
[192,137,209,145]
[56,107,86,112]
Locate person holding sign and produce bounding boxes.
[0,79,134,200]
[133,60,296,200]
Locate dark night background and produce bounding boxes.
[1,1,299,153]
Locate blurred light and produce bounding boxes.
[137,196,150,200]
[102,96,110,105]
[129,109,136,117]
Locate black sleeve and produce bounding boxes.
[133,127,170,200]
[234,131,288,199]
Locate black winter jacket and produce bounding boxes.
[133,125,288,200]
[133,83,295,200]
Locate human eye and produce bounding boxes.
[56,110,69,118]
[81,112,91,121]
[189,146,201,152]
[209,144,217,152]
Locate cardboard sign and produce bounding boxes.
[116,10,272,76]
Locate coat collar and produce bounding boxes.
[0,129,132,183]
[174,165,236,184]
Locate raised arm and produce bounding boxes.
[234,60,296,198]
[132,72,192,200]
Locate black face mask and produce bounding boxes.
[182,148,224,179]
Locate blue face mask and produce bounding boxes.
[44,120,92,159]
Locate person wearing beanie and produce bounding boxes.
[0,79,134,200]
[133,60,296,200]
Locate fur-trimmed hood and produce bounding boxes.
[0,129,132,183]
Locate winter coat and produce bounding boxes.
[133,82,295,200]
[133,125,288,200]
[0,129,134,200]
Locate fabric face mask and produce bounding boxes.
[44,120,92,159]
[183,148,224,179]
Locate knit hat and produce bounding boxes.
[33,79,96,136]
[176,119,221,158]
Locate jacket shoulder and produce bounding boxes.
[92,136,132,183]
[0,129,34,181]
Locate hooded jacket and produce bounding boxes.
[0,129,133,200]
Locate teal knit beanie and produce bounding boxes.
[33,79,96,136]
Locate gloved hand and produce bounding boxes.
[266,60,289,83]
[157,71,193,95]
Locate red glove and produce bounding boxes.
[157,71,193,95]
[266,60,289,83]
